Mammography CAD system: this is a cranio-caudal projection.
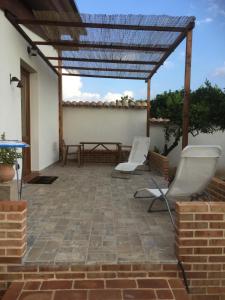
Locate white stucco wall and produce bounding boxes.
[168,131,225,173]
[63,106,225,173]
[0,10,59,171]
[63,107,164,150]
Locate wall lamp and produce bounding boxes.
[27,46,38,57]
[10,74,23,88]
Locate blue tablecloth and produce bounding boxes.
[0,141,29,148]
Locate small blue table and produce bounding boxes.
[0,141,29,200]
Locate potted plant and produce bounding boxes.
[0,133,22,183]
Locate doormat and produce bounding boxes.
[27,176,58,184]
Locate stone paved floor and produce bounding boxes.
[23,163,175,264]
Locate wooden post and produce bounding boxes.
[58,51,63,160]
[146,79,151,137]
[182,30,193,148]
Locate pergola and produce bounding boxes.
[4,5,195,151]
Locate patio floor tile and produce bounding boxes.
[23,163,175,264]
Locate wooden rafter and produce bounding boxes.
[147,21,195,80]
[62,73,145,80]
[34,41,169,52]
[147,32,186,80]
[17,19,194,32]
[55,66,149,73]
[47,56,159,65]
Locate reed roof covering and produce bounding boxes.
[12,9,195,80]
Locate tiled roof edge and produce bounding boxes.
[63,101,170,124]
[63,100,147,109]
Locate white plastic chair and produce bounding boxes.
[134,145,222,227]
[112,136,150,177]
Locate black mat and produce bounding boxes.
[27,176,58,184]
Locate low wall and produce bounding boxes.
[176,202,225,300]
[63,105,225,173]
[207,177,225,201]
[0,201,27,264]
[149,151,169,180]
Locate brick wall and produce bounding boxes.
[175,201,225,300]
[0,201,27,264]
[2,200,225,299]
[0,263,181,299]
[149,151,169,180]
[207,177,225,201]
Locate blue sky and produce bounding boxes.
[63,0,225,101]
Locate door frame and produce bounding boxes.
[21,67,31,177]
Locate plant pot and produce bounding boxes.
[0,164,15,183]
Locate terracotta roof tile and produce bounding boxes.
[63,100,149,109]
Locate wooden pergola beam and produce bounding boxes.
[182,30,193,148]
[34,41,169,52]
[146,79,151,137]
[47,56,159,65]
[55,66,149,73]
[62,73,145,80]
[147,31,187,80]
[17,19,192,32]
[58,50,63,160]
[147,21,194,80]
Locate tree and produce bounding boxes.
[151,81,225,156]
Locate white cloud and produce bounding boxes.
[196,17,213,25]
[213,62,225,77]
[103,90,134,102]
[62,72,83,100]
[124,90,134,98]
[62,71,134,102]
[163,61,175,69]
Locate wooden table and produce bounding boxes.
[80,141,122,165]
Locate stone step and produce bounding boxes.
[3,277,190,300]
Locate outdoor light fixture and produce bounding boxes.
[10,74,23,88]
[27,46,38,57]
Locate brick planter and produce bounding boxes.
[175,201,225,300]
[149,151,169,180]
[207,177,225,201]
[0,201,27,264]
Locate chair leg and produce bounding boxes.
[148,196,159,212]
[134,189,154,199]
[147,195,175,229]
[63,146,69,166]
[111,170,130,179]
[162,194,176,229]
[77,147,81,167]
